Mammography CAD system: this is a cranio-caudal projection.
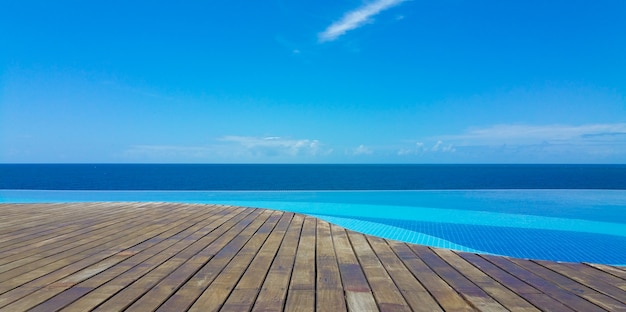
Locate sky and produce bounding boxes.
[1,0,625,163]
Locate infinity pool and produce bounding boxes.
[2,190,625,265]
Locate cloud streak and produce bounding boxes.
[398,141,455,156]
[122,136,333,162]
[219,136,331,158]
[396,123,626,162]
[319,0,407,42]
[352,144,373,155]
[430,123,626,162]
[442,123,626,146]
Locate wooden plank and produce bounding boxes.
[1,203,625,312]
[0,203,125,249]
[566,262,626,292]
[331,225,378,311]
[315,220,346,311]
[212,212,294,311]
[0,203,153,270]
[0,203,132,243]
[0,203,114,234]
[537,260,626,305]
[28,205,236,312]
[450,251,565,311]
[285,290,315,312]
[91,208,267,312]
[483,254,607,312]
[348,231,411,312]
[252,214,304,312]
[0,203,173,269]
[409,244,505,311]
[368,236,443,312]
[510,258,626,311]
[284,216,316,312]
[0,203,212,309]
[388,241,471,311]
[125,209,277,312]
[59,206,256,311]
[586,263,626,281]
[157,210,282,312]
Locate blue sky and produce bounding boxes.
[1,0,625,163]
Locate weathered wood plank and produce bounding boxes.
[331,225,378,311]
[0,203,123,248]
[483,254,607,312]
[348,231,411,311]
[125,209,277,312]
[388,241,472,311]
[586,263,626,281]
[0,203,153,270]
[410,244,505,311]
[28,205,236,312]
[92,208,267,312]
[155,210,282,312]
[537,260,626,305]
[367,236,443,312]
[58,206,255,312]
[215,212,294,311]
[157,210,280,312]
[452,251,566,311]
[252,214,304,312]
[315,220,346,311]
[284,216,316,312]
[0,203,624,312]
[0,203,214,309]
[40,205,238,311]
[510,258,626,311]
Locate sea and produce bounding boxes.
[2,164,626,265]
[1,164,625,190]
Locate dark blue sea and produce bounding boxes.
[1,164,625,190]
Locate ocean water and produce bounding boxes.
[2,164,626,190]
[2,164,626,265]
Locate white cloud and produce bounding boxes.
[219,136,330,157]
[398,140,455,156]
[395,123,626,162]
[397,148,412,156]
[431,140,443,151]
[431,140,456,152]
[353,144,373,155]
[415,123,626,162]
[319,0,407,42]
[442,123,626,146]
[121,136,333,162]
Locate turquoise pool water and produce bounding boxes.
[2,190,625,265]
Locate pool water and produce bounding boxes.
[2,190,625,265]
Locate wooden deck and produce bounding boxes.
[0,203,624,311]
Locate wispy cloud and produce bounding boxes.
[122,136,333,162]
[423,123,626,162]
[395,123,626,162]
[352,144,373,155]
[442,124,626,146]
[219,136,332,158]
[319,0,407,42]
[398,141,455,156]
